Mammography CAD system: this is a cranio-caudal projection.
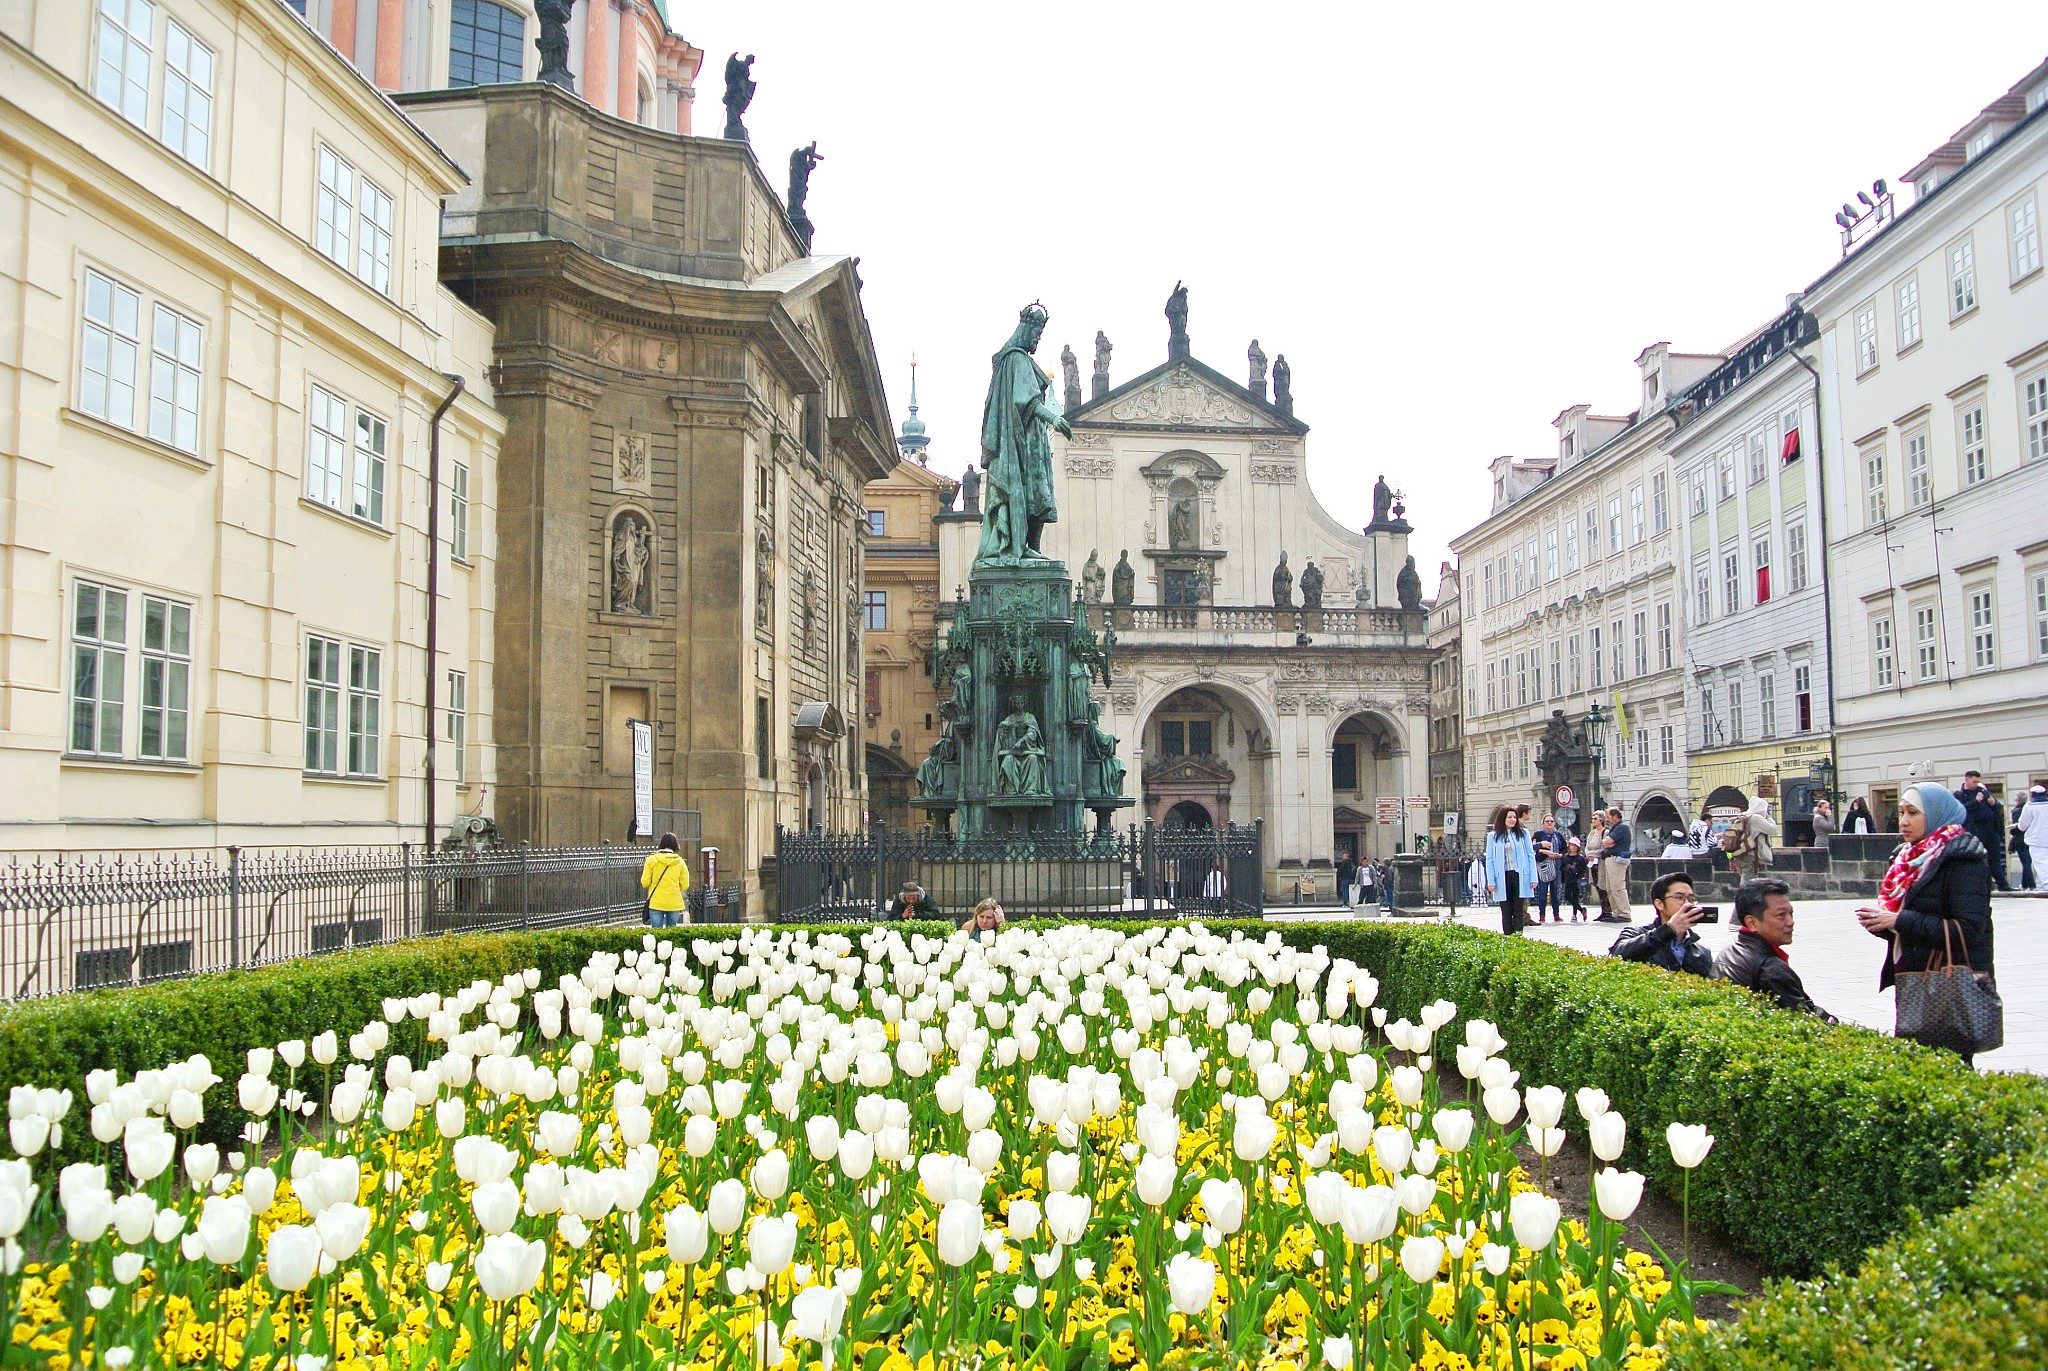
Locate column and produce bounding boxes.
[330,0,359,68]
[616,2,640,122]
[582,0,613,113]
[373,0,404,88]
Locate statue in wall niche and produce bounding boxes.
[1081,550,1105,604]
[1247,339,1268,402]
[1372,473,1395,527]
[1060,344,1082,414]
[535,0,575,89]
[942,661,974,724]
[1092,331,1113,400]
[1397,554,1424,611]
[754,530,775,630]
[1083,701,1126,797]
[1272,551,1294,608]
[959,462,982,513]
[1066,658,1093,723]
[917,726,957,798]
[610,512,653,615]
[1112,550,1135,606]
[722,53,756,142]
[1272,355,1292,415]
[1168,497,1196,550]
[992,696,1050,796]
[1299,558,1324,609]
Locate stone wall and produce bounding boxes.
[1626,832,1900,903]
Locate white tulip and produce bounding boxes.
[935,1197,985,1267]
[1006,1197,1041,1242]
[1397,1173,1438,1217]
[752,1149,790,1201]
[1232,1107,1277,1162]
[1508,1191,1561,1250]
[183,1143,220,1188]
[1666,1122,1716,1169]
[534,1110,580,1158]
[1589,1111,1627,1163]
[1044,1191,1091,1244]
[111,1192,156,1246]
[746,1212,798,1275]
[195,1194,252,1265]
[1482,1087,1521,1128]
[379,1088,417,1133]
[1322,1334,1355,1369]
[1338,1184,1399,1245]
[1134,1152,1176,1207]
[1529,1126,1566,1158]
[1198,1177,1245,1235]
[1523,1085,1566,1130]
[665,1202,709,1265]
[1164,1252,1216,1316]
[684,1114,717,1159]
[1594,1167,1645,1222]
[1480,1242,1511,1276]
[314,1201,370,1262]
[436,1097,467,1140]
[1432,1109,1475,1153]
[1575,1087,1610,1123]
[1390,1065,1425,1107]
[708,1178,748,1236]
[473,1233,546,1301]
[1399,1234,1445,1284]
[788,1283,850,1344]
[1371,1125,1412,1176]
[471,1180,520,1235]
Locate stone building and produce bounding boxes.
[860,374,954,828]
[0,0,504,850]
[936,299,1432,895]
[399,84,894,898]
[1804,60,2048,826]
[1425,563,1464,840]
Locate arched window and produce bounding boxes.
[449,0,525,87]
[638,77,656,126]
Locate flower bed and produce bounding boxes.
[0,924,1732,1369]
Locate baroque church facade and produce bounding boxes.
[940,298,1432,895]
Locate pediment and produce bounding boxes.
[1071,358,1308,435]
[1141,754,1238,786]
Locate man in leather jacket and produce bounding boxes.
[1714,878,1837,1021]
[1610,872,1715,977]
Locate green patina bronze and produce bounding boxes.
[914,306,1132,839]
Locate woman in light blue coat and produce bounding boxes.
[1484,805,1538,936]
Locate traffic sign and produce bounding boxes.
[1553,785,1575,809]
[1406,795,1431,809]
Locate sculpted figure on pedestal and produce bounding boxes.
[1247,339,1268,402]
[1111,550,1135,606]
[1272,551,1294,609]
[722,53,756,141]
[975,304,1070,564]
[1081,550,1105,604]
[1299,558,1324,609]
[1092,331,1112,400]
[1397,555,1424,611]
[993,699,1049,797]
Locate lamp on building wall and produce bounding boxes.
[1808,756,1836,810]
[1584,701,1606,812]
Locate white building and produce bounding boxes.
[1666,306,1835,839]
[1426,562,1463,838]
[1452,344,1720,839]
[1804,58,2048,825]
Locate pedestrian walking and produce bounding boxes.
[1531,815,1565,923]
[1378,860,1396,914]
[2013,787,2041,890]
[1586,812,1613,919]
[1336,854,1358,910]
[1484,806,1537,937]
[2012,784,2048,892]
[1856,783,2001,1068]
[639,832,692,929]
[1954,771,2011,892]
[1560,839,1589,920]
[1596,807,1634,922]
[1202,859,1229,902]
[1843,796,1877,835]
[1356,857,1376,910]
[1723,798,1780,881]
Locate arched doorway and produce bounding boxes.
[1165,800,1212,830]
[1331,710,1406,860]
[1633,793,1684,848]
[1136,685,1272,832]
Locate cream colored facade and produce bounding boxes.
[0,0,505,850]
[861,450,955,829]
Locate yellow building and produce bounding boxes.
[860,378,956,827]
[0,0,505,849]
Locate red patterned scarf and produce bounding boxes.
[1877,822,1966,914]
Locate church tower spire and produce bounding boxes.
[897,354,929,462]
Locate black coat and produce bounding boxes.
[1870,831,1994,990]
[1610,918,1715,977]
[1715,929,1835,1020]
[1954,788,2005,853]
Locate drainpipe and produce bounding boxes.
[425,373,466,849]
[1784,345,1841,811]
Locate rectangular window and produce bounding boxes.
[1545,529,1558,580]
[356,181,393,295]
[1332,742,1358,792]
[160,21,214,169]
[80,269,143,430]
[307,386,348,510]
[94,0,154,127]
[1694,561,1711,625]
[446,670,467,783]
[351,411,387,524]
[147,305,202,453]
[1159,721,1185,757]
[1564,520,1579,572]
[1525,538,1539,587]
[1689,469,1708,517]
[1549,640,1561,698]
[1651,471,1668,533]
[1568,635,1582,694]
[1758,673,1776,739]
[1700,685,1716,745]
[1728,681,1744,745]
[1610,617,1624,684]
[449,0,527,86]
[70,582,129,756]
[2025,375,2048,464]
[2035,570,2048,659]
[1584,508,1599,560]
[863,590,887,630]
[1488,752,1498,784]
[138,595,191,762]
[1466,667,1476,717]
[1865,450,1888,525]
[1905,430,1931,510]
[1481,564,1494,609]
[1189,720,1214,756]
[1512,549,1525,597]
[1632,610,1647,677]
[1660,723,1674,765]
[1629,484,1645,543]
[1970,587,1996,670]
[1637,730,1650,768]
[1914,603,1939,682]
[1855,303,1878,373]
[1718,454,1737,502]
[864,509,887,536]
[1959,404,1987,486]
[1794,664,1813,732]
[1895,275,1921,350]
[1872,615,1895,689]
[1950,238,1977,315]
[1607,496,1622,551]
[1516,652,1528,707]
[1723,548,1741,617]
[450,461,471,561]
[1749,433,1769,486]
[1589,626,1604,687]
[1753,530,1773,605]
[756,697,771,779]
[1656,602,1673,670]
[316,147,356,270]
[2014,195,2042,280]
[304,636,342,774]
[346,644,381,777]
[1530,646,1543,703]
[1484,662,1496,714]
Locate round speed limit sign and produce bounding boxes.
[1554,785,1576,809]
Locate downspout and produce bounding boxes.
[1784,344,1841,809]
[425,373,466,848]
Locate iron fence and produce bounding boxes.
[774,821,1264,923]
[0,842,661,1001]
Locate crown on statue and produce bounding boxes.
[1019,301,1049,325]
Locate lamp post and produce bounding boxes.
[1809,757,1836,812]
[1585,701,1606,814]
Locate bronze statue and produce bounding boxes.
[1299,558,1324,609]
[1081,550,1105,604]
[992,698,1049,796]
[959,462,981,513]
[786,142,822,250]
[1082,701,1126,798]
[1397,555,1424,610]
[1111,550,1135,606]
[1066,659,1093,723]
[975,304,1070,564]
[535,0,575,89]
[1165,282,1190,359]
[1372,473,1395,527]
[1060,344,1082,414]
[722,53,756,141]
[1168,497,1195,550]
[1247,339,1268,401]
[1091,330,1112,401]
[1272,552,1294,608]
[1272,355,1292,415]
[917,727,957,798]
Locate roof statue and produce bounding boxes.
[535,1,575,90]
[1165,282,1190,360]
[1060,344,1082,414]
[1272,354,1292,415]
[1247,339,1268,403]
[722,53,756,142]
[1091,331,1112,401]
[786,142,822,251]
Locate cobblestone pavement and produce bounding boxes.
[1268,892,2045,1074]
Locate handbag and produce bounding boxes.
[1894,920,2004,1056]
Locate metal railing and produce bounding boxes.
[0,842,658,1001]
[1084,605,1424,637]
[774,821,1264,923]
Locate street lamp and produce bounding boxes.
[1808,757,1836,811]
[1584,701,1606,814]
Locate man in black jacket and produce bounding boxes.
[1610,872,1715,977]
[1954,771,2010,891]
[1715,878,1837,1021]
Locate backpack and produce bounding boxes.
[1719,823,1745,854]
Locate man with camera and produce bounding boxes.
[1609,871,1716,977]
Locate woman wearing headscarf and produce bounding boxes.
[1483,805,1537,937]
[1843,796,1877,835]
[1725,797,1780,881]
[1855,783,1997,1066]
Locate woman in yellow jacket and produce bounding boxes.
[640,832,691,928]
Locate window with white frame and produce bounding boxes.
[1753,530,1773,605]
[1700,684,1716,745]
[1590,625,1604,687]
[1959,403,1988,486]
[1758,672,1776,739]
[1516,652,1528,707]
[147,303,201,453]
[1693,560,1711,625]
[2035,569,2048,659]
[1549,640,1561,697]
[346,644,381,776]
[1718,453,1736,502]
[1913,603,1939,682]
[70,581,129,757]
[1864,449,1888,525]
[2013,195,2042,280]
[1780,407,1802,463]
[1949,237,1977,315]
[1854,303,1878,373]
[1787,521,1809,592]
[79,269,141,430]
[1564,520,1579,572]
[316,148,355,269]
[1584,508,1599,560]
[450,461,471,561]
[1689,469,1707,517]
[1727,680,1743,744]
[356,181,393,294]
[1659,723,1674,765]
[1607,496,1622,551]
[1633,610,1647,677]
[1969,586,1996,671]
[1628,484,1644,543]
[1905,430,1931,510]
[1872,614,1895,689]
[1512,548,1525,597]
[351,411,387,524]
[1748,433,1768,485]
[138,594,192,762]
[2025,373,2048,464]
[1487,751,1497,784]
[1466,667,1476,717]
[1609,617,1624,683]
[1484,662,1496,713]
[69,579,195,762]
[1651,470,1668,533]
[1895,275,1921,350]
[446,669,467,783]
[1722,548,1741,617]
[79,268,206,457]
[1531,646,1542,703]
[1545,528,1558,580]
[304,637,341,774]
[306,385,391,525]
[94,0,153,126]
[1794,663,1812,732]
[1656,601,1673,670]
[1481,563,1493,609]
[314,146,395,295]
[1637,729,1649,768]
[1568,634,1582,694]
[306,386,349,512]
[160,21,213,169]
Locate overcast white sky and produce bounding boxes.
[687,2,2048,580]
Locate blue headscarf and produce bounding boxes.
[1903,783,1965,831]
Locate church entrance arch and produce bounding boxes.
[1330,709,1406,860]
[1165,800,1213,830]
[1134,683,1273,834]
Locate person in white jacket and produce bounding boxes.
[2018,784,2048,886]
